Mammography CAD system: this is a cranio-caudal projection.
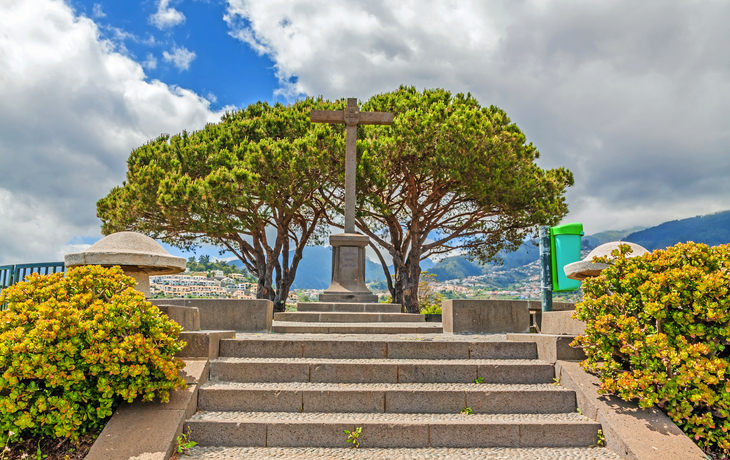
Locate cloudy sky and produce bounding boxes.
[1,0,729,264]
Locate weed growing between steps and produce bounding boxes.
[574,242,730,457]
[0,266,187,445]
[344,427,361,448]
[173,427,197,458]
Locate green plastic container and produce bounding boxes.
[550,223,584,292]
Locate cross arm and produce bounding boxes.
[359,112,394,125]
[310,110,394,125]
[310,110,344,124]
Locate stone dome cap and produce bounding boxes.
[64,231,186,275]
[564,241,649,281]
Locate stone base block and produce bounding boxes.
[178,330,236,360]
[506,333,585,363]
[273,312,425,323]
[317,291,379,303]
[541,311,585,335]
[156,304,200,331]
[297,302,401,313]
[152,298,272,332]
[442,300,529,334]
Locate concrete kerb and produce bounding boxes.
[506,333,585,363]
[540,311,586,335]
[442,300,530,334]
[177,330,236,360]
[555,360,706,460]
[156,304,200,331]
[86,359,209,460]
[151,298,273,332]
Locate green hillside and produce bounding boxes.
[582,227,645,248]
[428,256,484,280]
[624,210,730,251]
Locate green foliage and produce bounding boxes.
[574,242,730,451]
[591,429,606,448]
[186,255,254,280]
[355,86,573,312]
[475,377,484,384]
[176,427,197,454]
[344,427,361,448]
[418,272,443,313]
[461,407,473,415]
[420,304,442,315]
[0,266,186,443]
[97,98,341,312]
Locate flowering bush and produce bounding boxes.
[0,266,186,442]
[573,242,730,451]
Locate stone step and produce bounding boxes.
[297,302,402,313]
[220,337,537,360]
[271,321,443,334]
[210,357,555,384]
[197,381,577,414]
[185,411,602,448]
[182,446,622,459]
[274,312,425,323]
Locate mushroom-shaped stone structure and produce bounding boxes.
[65,232,186,297]
[564,241,649,281]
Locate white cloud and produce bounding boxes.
[163,45,196,71]
[0,0,223,264]
[142,53,158,70]
[224,0,730,233]
[150,0,185,29]
[92,3,105,18]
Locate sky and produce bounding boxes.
[1,0,729,264]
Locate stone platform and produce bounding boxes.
[297,302,401,313]
[287,301,438,333]
[274,312,425,323]
[271,321,442,334]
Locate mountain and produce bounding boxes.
[428,256,484,281]
[428,240,541,281]
[227,210,730,287]
[230,246,433,288]
[624,210,730,251]
[582,227,645,248]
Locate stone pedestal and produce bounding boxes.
[318,233,378,303]
[64,232,186,298]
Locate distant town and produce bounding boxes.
[151,256,581,306]
[150,271,257,299]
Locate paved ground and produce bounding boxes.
[201,381,565,391]
[184,447,623,459]
[190,410,592,423]
[234,332,509,341]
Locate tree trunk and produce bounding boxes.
[402,254,421,314]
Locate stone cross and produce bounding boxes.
[311,98,393,233]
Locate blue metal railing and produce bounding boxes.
[0,262,65,295]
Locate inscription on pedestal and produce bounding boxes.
[340,247,358,269]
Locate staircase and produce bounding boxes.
[183,334,622,459]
